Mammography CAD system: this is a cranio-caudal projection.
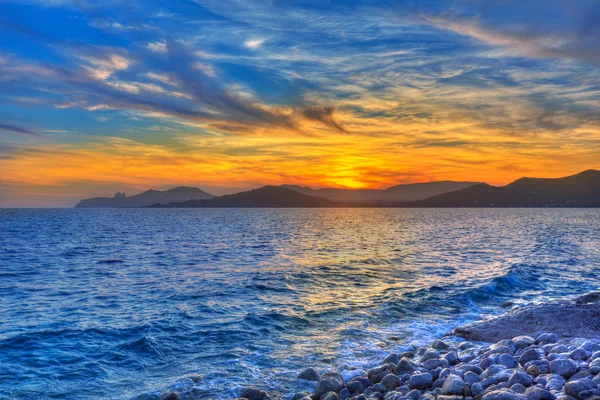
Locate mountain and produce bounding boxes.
[416,170,600,207]
[282,181,480,204]
[75,186,216,208]
[155,186,336,208]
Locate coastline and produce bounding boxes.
[229,292,600,400]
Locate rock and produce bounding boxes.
[421,350,440,363]
[298,367,321,382]
[459,342,475,351]
[432,340,450,350]
[507,371,534,388]
[512,384,527,394]
[452,300,600,342]
[564,380,594,397]
[537,333,560,345]
[339,389,351,400]
[161,393,180,400]
[346,380,363,395]
[395,358,419,375]
[438,396,464,400]
[499,354,519,369]
[520,349,544,365]
[314,373,344,399]
[579,390,600,400]
[471,383,484,397]
[409,373,433,390]
[293,392,311,400]
[545,374,567,392]
[407,389,421,400]
[570,349,591,361]
[441,374,465,396]
[481,389,527,400]
[465,371,482,385]
[525,387,556,400]
[321,392,339,400]
[372,383,386,393]
[422,359,444,370]
[550,359,579,378]
[569,371,591,381]
[444,352,459,365]
[383,353,400,365]
[381,374,400,391]
[513,337,537,350]
[369,365,393,383]
[240,388,270,400]
[575,292,600,304]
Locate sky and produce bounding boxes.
[0,0,599,207]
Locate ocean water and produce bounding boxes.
[0,208,599,400]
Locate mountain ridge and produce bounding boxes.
[75,186,216,208]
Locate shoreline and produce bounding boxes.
[229,292,600,400]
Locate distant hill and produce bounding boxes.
[282,181,480,204]
[75,187,215,208]
[415,170,600,207]
[155,186,336,208]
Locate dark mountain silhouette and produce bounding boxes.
[415,170,600,207]
[282,181,480,204]
[155,186,336,208]
[75,186,215,208]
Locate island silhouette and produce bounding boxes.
[75,169,600,208]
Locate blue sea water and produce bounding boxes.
[0,208,599,400]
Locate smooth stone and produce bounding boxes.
[471,383,484,396]
[564,380,594,397]
[465,371,481,385]
[459,342,475,351]
[500,355,519,369]
[525,387,556,400]
[395,358,419,376]
[339,389,351,400]
[240,388,271,400]
[545,375,567,392]
[512,384,527,394]
[409,373,433,390]
[579,390,600,400]
[550,359,579,379]
[407,389,421,400]
[369,365,393,384]
[571,349,592,361]
[384,354,401,365]
[373,383,386,393]
[482,389,527,400]
[508,370,534,388]
[381,374,400,391]
[321,392,339,400]
[314,373,345,399]
[521,349,544,366]
[161,393,179,400]
[569,372,592,381]
[420,350,440,363]
[441,374,466,396]
[514,337,537,350]
[445,352,459,365]
[423,359,444,370]
[293,392,311,400]
[537,334,560,345]
[438,396,464,400]
[432,340,450,350]
[347,381,364,395]
[298,367,321,382]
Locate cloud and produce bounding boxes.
[147,41,167,53]
[301,107,347,133]
[0,123,40,136]
[416,1,600,67]
[244,37,266,49]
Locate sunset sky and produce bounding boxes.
[1,0,599,206]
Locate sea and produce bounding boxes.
[0,208,599,400]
